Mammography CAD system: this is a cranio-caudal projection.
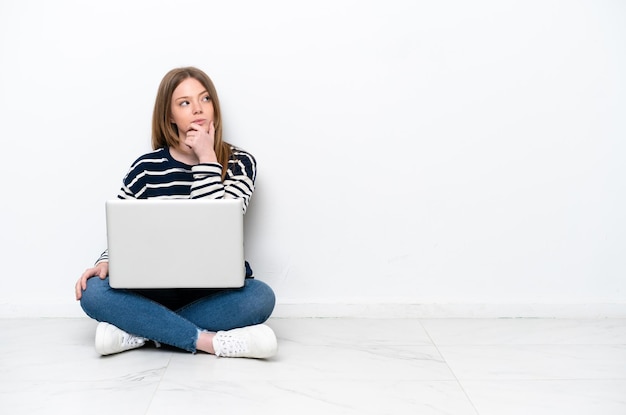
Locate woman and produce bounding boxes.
[75,67,277,358]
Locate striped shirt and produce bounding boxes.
[95,145,256,264]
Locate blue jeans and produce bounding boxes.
[79,276,276,352]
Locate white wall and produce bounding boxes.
[1,0,625,318]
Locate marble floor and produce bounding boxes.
[1,317,625,414]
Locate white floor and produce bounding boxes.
[1,318,625,414]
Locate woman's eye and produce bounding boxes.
[202,95,211,102]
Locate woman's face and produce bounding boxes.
[170,77,214,137]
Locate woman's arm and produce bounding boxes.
[190,148,256,213]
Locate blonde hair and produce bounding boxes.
[151,67,232,180]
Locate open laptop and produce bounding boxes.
[106,199,245,289]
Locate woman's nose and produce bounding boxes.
[192,100,203,114]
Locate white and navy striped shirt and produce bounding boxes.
[95,145,256,264]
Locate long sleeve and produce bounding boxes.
[190,149,256,213]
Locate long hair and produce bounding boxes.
[151,67,232,180]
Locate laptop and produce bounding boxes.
[106,199,245,289]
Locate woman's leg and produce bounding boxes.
[176,279,276,332]
[79,277,200,352]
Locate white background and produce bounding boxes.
[1,0,624,317]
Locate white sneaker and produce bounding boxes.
[95,322,146,356]
[213,324,277,358]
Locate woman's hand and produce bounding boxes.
[185,121,217,163]
[75,262,109,300]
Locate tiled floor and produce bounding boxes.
[1,318,625,414]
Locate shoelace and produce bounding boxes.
[121,333,145,348]
[215,334,248,357]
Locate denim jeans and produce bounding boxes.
[79,276,276,352]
